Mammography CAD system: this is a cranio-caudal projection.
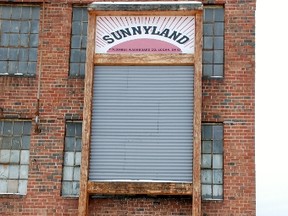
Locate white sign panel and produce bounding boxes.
[95,16,195,54]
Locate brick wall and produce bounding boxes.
[201,0,255,215]
[0,0,255,215]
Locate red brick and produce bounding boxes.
[0,0,255,215]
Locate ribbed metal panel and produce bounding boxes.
[89,66,194,182]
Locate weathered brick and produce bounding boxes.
[0,0,255,215]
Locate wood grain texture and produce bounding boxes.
[94,54,194,65]
[78,13,96,216]
[88,182,193,195]
[192,11,203,216]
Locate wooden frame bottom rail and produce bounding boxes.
[87,182,193,196]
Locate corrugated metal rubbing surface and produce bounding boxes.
[89,66,194,182]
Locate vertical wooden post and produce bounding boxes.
[192,11,203,216]
[78,12,96,216]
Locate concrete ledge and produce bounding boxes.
[88,1,203,11]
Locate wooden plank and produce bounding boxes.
[94,54,194,65]
[192,11,203,216]
[88,182,193,196]
[78,13,96,216]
